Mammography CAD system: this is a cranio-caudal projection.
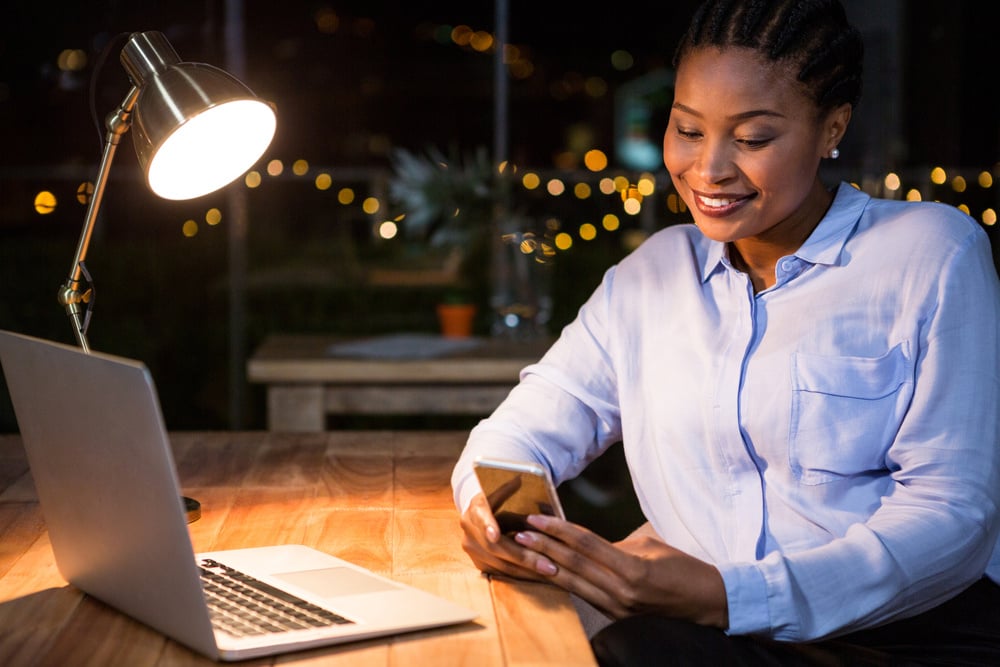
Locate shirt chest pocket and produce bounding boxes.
[789,343,912,485]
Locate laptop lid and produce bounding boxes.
[0,330,476,660]
[0,329,219,657]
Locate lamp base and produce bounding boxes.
[183,496,201,523]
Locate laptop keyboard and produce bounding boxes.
[199,558,354,637]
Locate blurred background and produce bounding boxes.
[1,0,997,436]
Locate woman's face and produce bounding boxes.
[663,46,842,246]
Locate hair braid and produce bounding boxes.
[769,0,824,59]
[737,0,775,45]
[674,0,864,112]
[707,0,739,43]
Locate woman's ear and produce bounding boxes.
[823,103,852,158]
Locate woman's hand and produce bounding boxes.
[458,492,554,582]
[515,516,730,629]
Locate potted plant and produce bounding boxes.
[435,287,478,338]
[387,146,494,335]
[387,145,554,339]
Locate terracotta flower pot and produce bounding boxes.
[436,303,477,338]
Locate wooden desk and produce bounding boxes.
[0,430,595,666]
[247,334,552,431]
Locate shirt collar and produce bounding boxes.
[699,181,869,283]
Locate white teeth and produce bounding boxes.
[699,195,736,208]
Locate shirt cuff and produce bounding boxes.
[718,561,771,636]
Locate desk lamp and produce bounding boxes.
[56,31,276,522]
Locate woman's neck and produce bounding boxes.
[729,181,835,292]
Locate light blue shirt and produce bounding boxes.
[452,182,1000,641]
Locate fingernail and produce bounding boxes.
[486,525,499,542]
[527,514,550,529]
[514,531,532,545]
[537,558,558,576]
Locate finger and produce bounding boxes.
[478,508,500,543]
[526,514,626,569]
[510,533,559,576]
[467,494,501,544]
[513,528,594,578]
[467,539,552,582]
[525,513,601,546]
[512,530,631,616]
[461,514,553,582]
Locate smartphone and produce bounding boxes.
[473,457,565,534]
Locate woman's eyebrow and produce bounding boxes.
[672,101,786,121]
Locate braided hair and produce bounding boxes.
[674,0,864,113]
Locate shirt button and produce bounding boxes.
[780,259,795,272]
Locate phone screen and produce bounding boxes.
[474,459,564,533]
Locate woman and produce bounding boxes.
[452,0,1000,664]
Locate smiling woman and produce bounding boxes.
[448,1,1000,665]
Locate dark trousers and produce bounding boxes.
[590,577,1000,666]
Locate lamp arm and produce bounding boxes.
[57,85,141,352]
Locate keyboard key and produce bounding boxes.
[199,559,354,637]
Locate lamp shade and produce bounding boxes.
[120,32,276,200]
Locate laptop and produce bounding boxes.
[0,330,477,661]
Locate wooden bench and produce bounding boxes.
[247,334,552,431]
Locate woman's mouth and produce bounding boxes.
[694,193,754,217]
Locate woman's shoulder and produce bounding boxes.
[850,188,988,260]
[605,223,715,290]
[862,193,981,238]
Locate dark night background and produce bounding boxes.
[0,1,996,433]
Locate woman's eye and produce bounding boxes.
[738,137,772,148]
[677,128,701,139]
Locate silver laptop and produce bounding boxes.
[0,329,477,661]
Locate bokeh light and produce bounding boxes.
[76,181,93,204]
[315,173,332,190]
[34,191,56,214]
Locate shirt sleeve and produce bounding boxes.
[452,267,625,514]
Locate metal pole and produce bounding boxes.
[224,0,249,429]
[493,0,509,167]
[57,86,140,352]
[490,0,511,336]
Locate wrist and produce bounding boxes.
[694,565,729,630]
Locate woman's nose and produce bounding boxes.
[694,140,736,185]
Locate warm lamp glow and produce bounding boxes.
[120,31,277,200]
[147,100,277,199]
[49,30,274,522]
[58,30,276,353]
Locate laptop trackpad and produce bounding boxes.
[274,567,400,598]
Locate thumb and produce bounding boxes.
[470,493,501,543]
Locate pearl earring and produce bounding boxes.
[830,147,840,159]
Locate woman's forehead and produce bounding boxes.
[674,46,812,111]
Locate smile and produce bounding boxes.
[694,192,753,216]
[699,195,738,207]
